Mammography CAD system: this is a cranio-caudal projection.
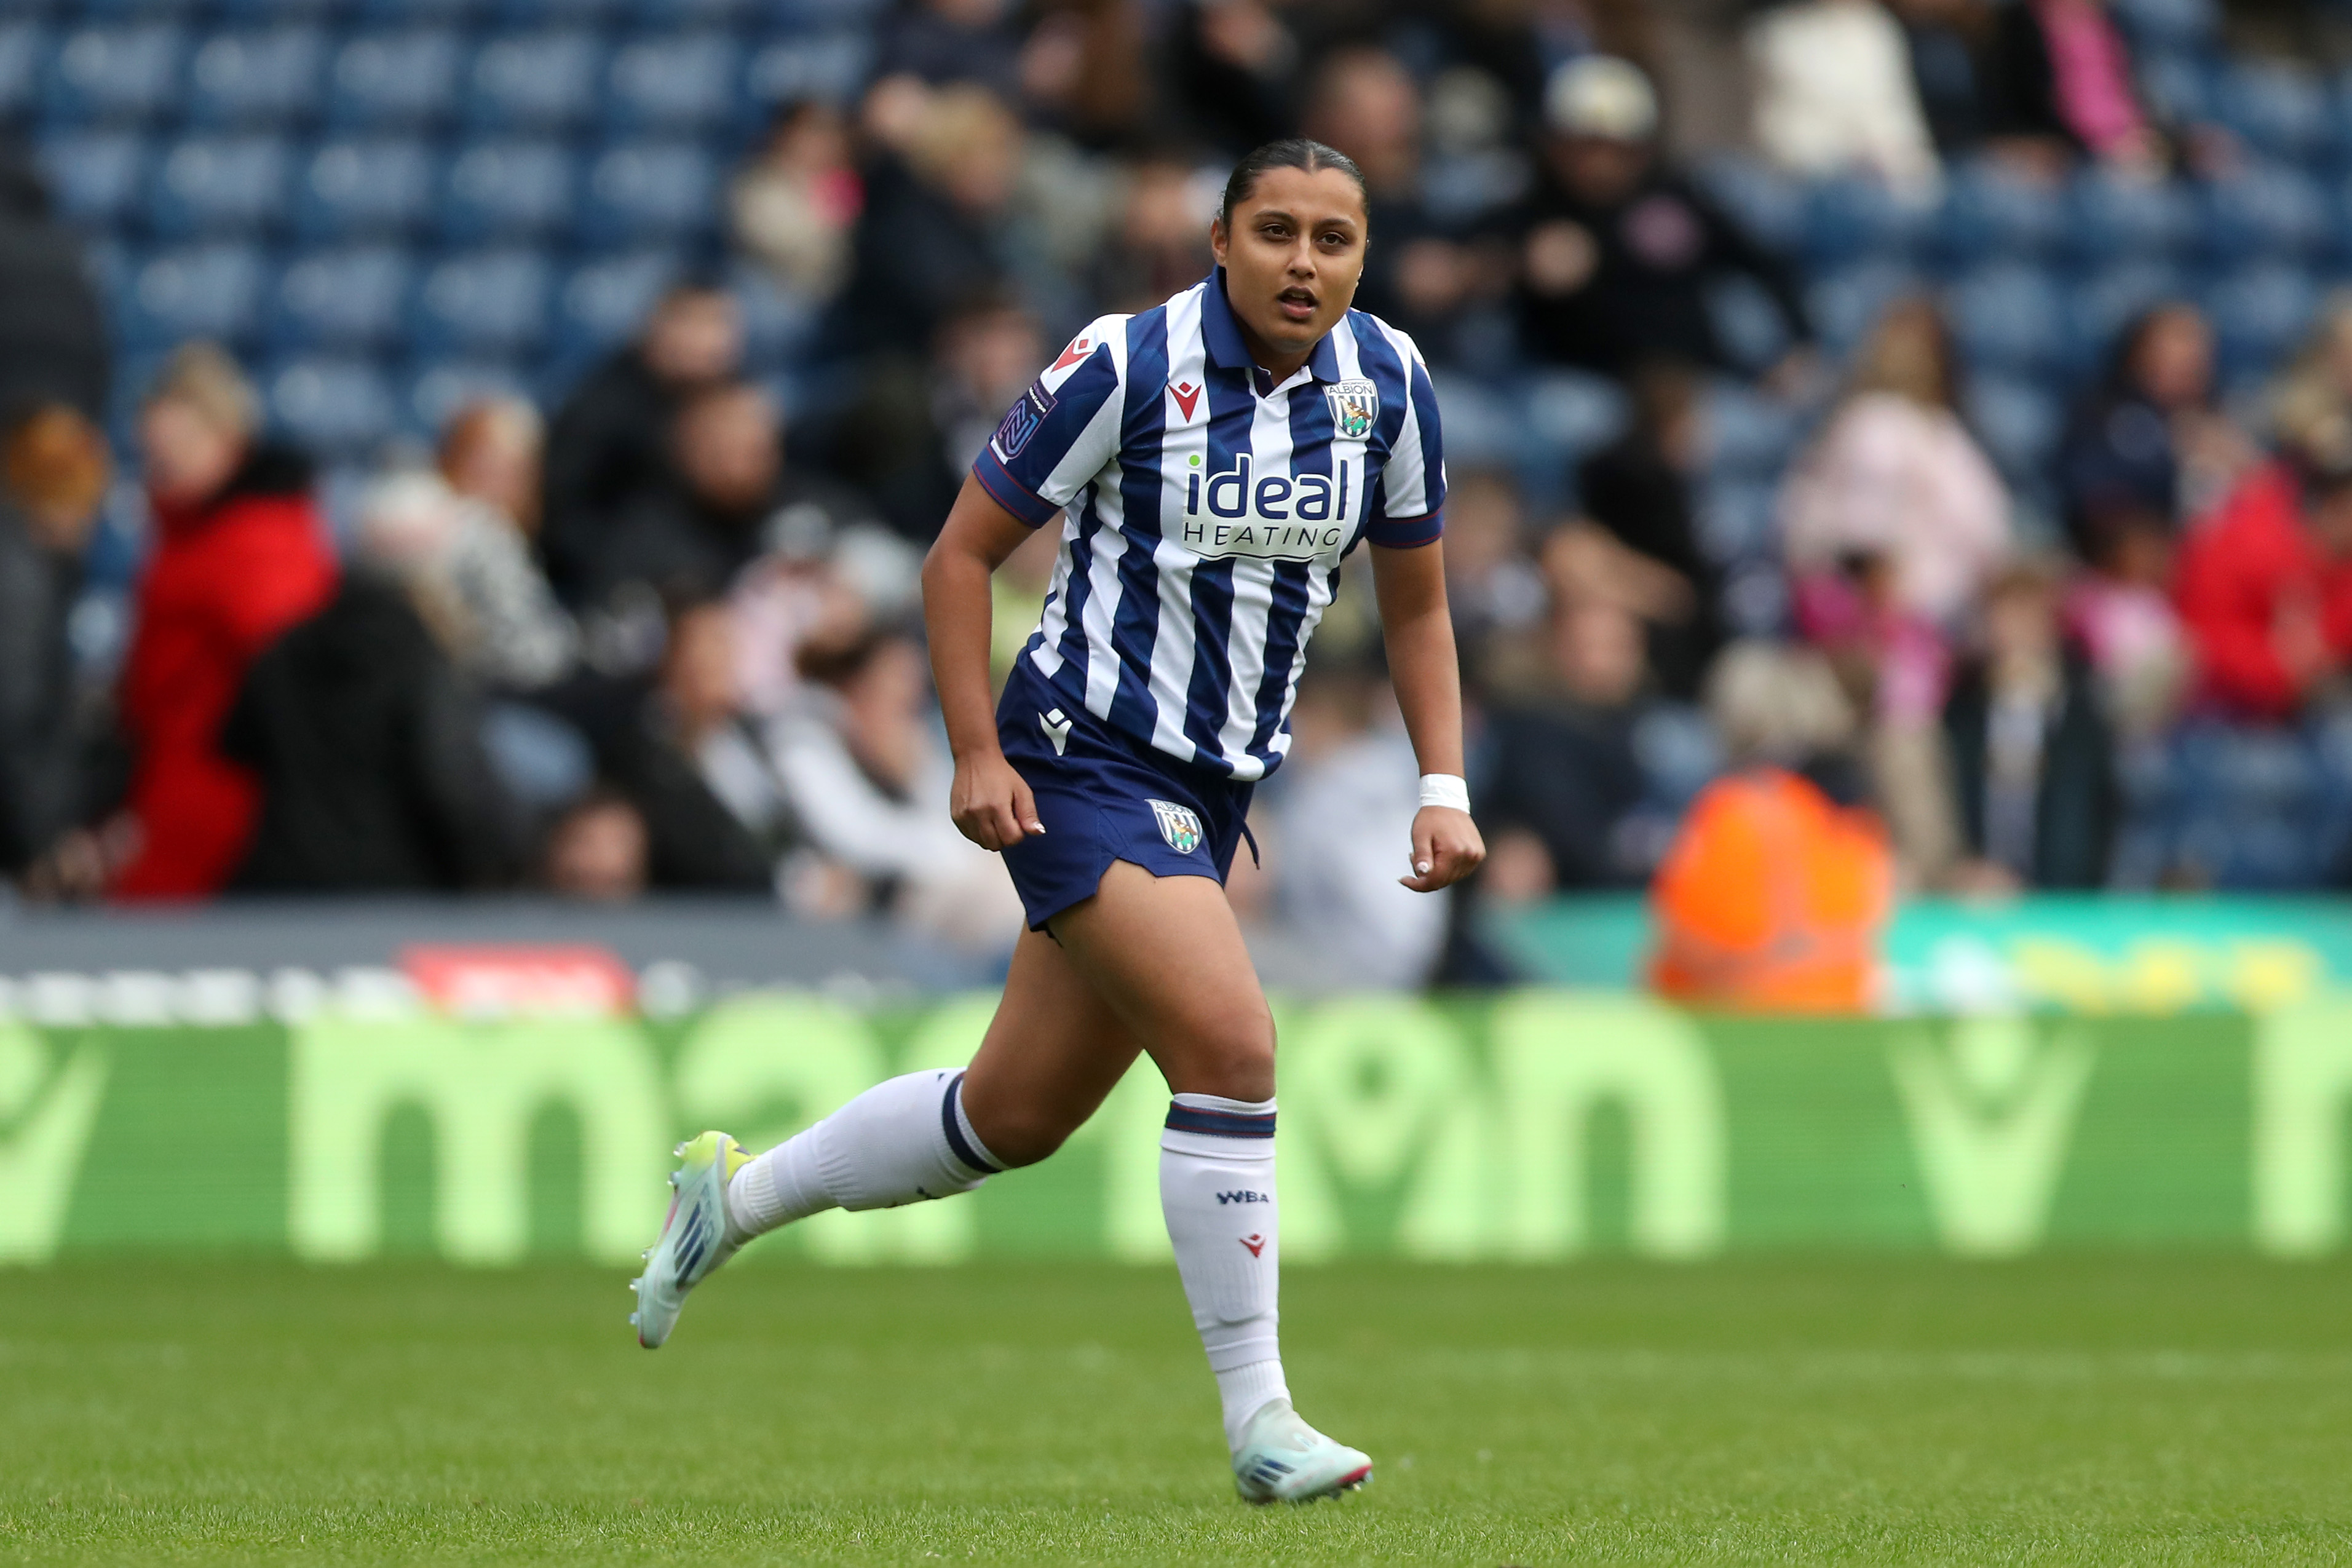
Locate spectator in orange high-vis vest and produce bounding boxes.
[1650,643,1895,1012]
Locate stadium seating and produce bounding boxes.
[2066,261,2188,376]
[183,26,327,128]
[438,140,577,245]
[325,31,464,132]
[352,0,488,23]
[36,127,148,226]
[264,355,398,460]
[729,263,823,374]
[1964,375,2064,484]
[574,140,718,248]
[0,22,47,122]
[2196,165,2330,263]
[146,133,291,238]
[553,247,681,366]
[2064,168,2194,266]
[1693,477,1778,564]
[270,247,416,353]
[742,30,874,125]
[117,242,267,351]
[1946,263,2065,377]
[293,138,437,242]
[1800,176,1930,271]
[1933,162,2065,267]
[2204,262,2321,381]
[2214,59,2333,167]
[603,33,740,135]
[408,248,551,358]
[463,31,606,135]
[1804,260,1918,357]
[42,22,183,124]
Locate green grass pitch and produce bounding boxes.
[3,1256,2350,1565]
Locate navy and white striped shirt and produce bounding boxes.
[973,270,1447,782]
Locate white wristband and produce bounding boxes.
[1417,774,1470,814]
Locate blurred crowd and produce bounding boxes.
[8,0,2352,985]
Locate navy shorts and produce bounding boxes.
[995,658,1254,932]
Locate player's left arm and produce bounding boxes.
[1364,334,1483,894]
[1369,539,1485,893]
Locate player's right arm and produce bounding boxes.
[922,478,1045,852]
[924,319,1130,853]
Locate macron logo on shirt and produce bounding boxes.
[1049,335,1093,373]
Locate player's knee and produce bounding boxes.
[962,1099,1076,1170]
[1182,1006,1277,1101]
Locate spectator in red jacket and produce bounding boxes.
[112,344,338,900]
[2174,458,2352,723]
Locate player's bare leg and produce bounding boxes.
[957,925,1144,1167]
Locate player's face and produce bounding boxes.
[1210,165,1367,363]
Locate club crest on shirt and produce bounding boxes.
[1324,378,1379,440]
[1148,798,1203,855]
[993,381,1055,458]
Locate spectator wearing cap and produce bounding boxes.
[1510,57,1815,382]
[540,282,744,607]
[113,344,339,901]
[1745,0,1943,200]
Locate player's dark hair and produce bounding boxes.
[1218,138,1368,228]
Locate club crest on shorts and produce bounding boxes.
[1324,378,1379,440]
[1148,798,1203,855]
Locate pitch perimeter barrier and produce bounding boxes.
[9,991,2352,1266]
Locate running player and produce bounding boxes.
[630,138,1485,1504]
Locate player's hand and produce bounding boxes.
[950,750,1045,852]
[1400,806,1484,892]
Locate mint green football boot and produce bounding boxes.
[1230,1400,1373,1503]
[630,1131,751,1349]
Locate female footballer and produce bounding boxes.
[632,138,1484,1504]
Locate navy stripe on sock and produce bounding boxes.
[940,1071,1003,1175]
[1165,1103,1277,1139]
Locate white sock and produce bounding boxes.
[724,1069,1003,1242]
[1160,1092,1291,1451]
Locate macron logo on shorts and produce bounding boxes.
[1040,709,1072,756]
